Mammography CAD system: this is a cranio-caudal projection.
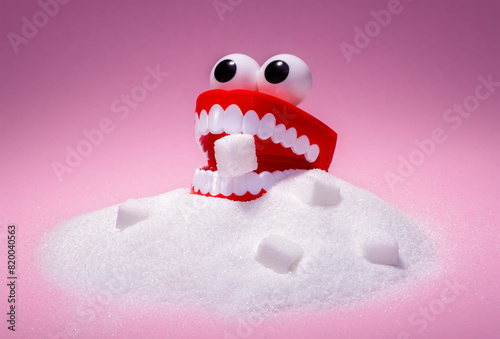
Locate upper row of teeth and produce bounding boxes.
[192,168,298,197]
[194,104,320,163]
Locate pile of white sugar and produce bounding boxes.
[38,170,436,316]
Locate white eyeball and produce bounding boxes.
[210,53,260,91]
[257,54,312,105]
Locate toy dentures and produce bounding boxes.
[191,54,338,201]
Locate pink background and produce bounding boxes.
[1,0,499,338]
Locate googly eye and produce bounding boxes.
[257,54,312,105]
[210,53,260,91]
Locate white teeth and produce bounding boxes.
[195,104,321,163]
[194,113,201,141]
[199,110,209,136]
[208,105,224,134]
[291,135,310,155]
[258,171,275,191]
[272,170,285,183]
[246,172,262,195]
[282,127,297,148]
[257,113,276,140]
[242,110,260,135]
[199,170,209,194]
[233,176,247,196]
[223,104,243,134]
[210,171,222,196]
[271,124,286,144]
[192,169,296,197]
[220,175,232,196]
[192,168,200,187]
[305,144,320,163]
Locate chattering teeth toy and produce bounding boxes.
[191,54,338,201]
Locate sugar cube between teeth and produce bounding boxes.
[215,134,257,177]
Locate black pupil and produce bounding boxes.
[264,60,289,84]
[214,59,236,83]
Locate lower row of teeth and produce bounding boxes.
[192,169,299,197]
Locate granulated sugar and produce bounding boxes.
[38,170,436,315]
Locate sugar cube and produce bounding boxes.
[361,230,399,266]
[215,134,258,177]
[115,199,149,230]
[255,235,304,274]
